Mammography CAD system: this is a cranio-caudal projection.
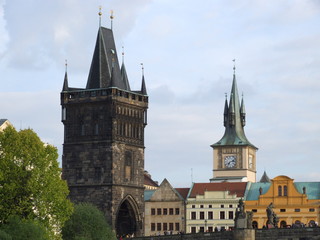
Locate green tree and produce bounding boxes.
[0,127,73,239]
[62,203,117,240]
[0,215,49,240]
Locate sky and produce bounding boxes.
[0,0,320,187]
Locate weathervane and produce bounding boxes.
[122,46,125,62]
[65,59,68,72]
[233,59,236,74]
[140,63,144,76]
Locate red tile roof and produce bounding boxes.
[189,182,247,198]
[175,188,190,200]
[144,173,159,188]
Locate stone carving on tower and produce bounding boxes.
[210,64,257,182]
[60,13,148,237]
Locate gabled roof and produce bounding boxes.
[144,190,156,201]
[212,73,257,149]
[188,182,247,198]
[148,179,184,202]
[86,27,126,90]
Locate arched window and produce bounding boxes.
[252,221,258,229]
[278,186,282,196]
[280,221,287,228]
[283,185,288,196]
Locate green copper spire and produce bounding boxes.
[212,69,257,149]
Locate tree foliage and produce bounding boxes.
[0,127,73,239]
[62,203,117,240]
[0,215,49,240]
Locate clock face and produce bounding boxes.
[224,155,236,168]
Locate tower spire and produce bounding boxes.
[62,59,69,91]
[140,63,147,95]
[120,46,131,91]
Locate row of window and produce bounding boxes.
[116,106,143,119]
[190,211,234,220]
[251,208,315,213]
[151,208,180,215]
[278,185,288,196]
[151,222,180,232]
[190,226,230,233]
[190,204,234,209]
[117,122,143,139]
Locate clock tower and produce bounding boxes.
[210,67,258,182]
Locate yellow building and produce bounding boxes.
[245,175,320,228]
[0,119,12,132]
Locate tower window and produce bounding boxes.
[81,124,85,136]
[278,186,282,196]
[62,107,67,121]
[124,151,133,181]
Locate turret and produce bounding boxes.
[240,95,246,127]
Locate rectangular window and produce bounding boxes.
[191,227,196,233]
[169,208,174,215]
[157,223,161,231]
[200,211,205,219]
[309,208,315,212]
[208,226,213,232]
[209,205,212,208]
[199,227,204,232]
[252,209,257,212]
[228,211,234,219]
[175,223,180,231]
[151,223,155,231]
[151,208,155,215]
[192,205,196,208]
[169,223,174,231]
[295,209,300,212]
[221,205,224,208]
[191,212,196,220]
[208,211,213,219]
[157,208,161,215]
[200,205,204,208]
[163,208,167,215]
[220,211,225,219]
[280,209,286,212]
[229,204,233,208]
[175,208,180,215]
[163,223,167,231]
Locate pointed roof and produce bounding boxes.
[62,71,69,92]
[212,72,257,149]
[259,171,271,183]
[86,27,126,90]
[141,75,147,95]
[120,62,131,91]
[149,178,185,202]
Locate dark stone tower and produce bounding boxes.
[61,26,148,237]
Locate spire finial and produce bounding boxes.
[141,63,144,76]
[98,6,102,27]
[122,46,124,63]
[110,10,114,30]
[65,59,68,72]
[233,59,236,74]
[225,92,228,99]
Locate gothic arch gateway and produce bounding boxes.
[116,196,141,237]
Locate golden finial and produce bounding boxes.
[233,59,236,74]
[140,63,144,75]
[65,59,68,72]
[122,46,124,62]
[110,10,114,30]
[98,6,102,27]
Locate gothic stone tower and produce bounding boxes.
[61,26,148,237]
[210,68,257,183]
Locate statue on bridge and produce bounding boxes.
[234,199,253,229]
[266,202,279,228]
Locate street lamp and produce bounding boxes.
[205,219,207,232]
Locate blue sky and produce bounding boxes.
[0,0,320,187]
